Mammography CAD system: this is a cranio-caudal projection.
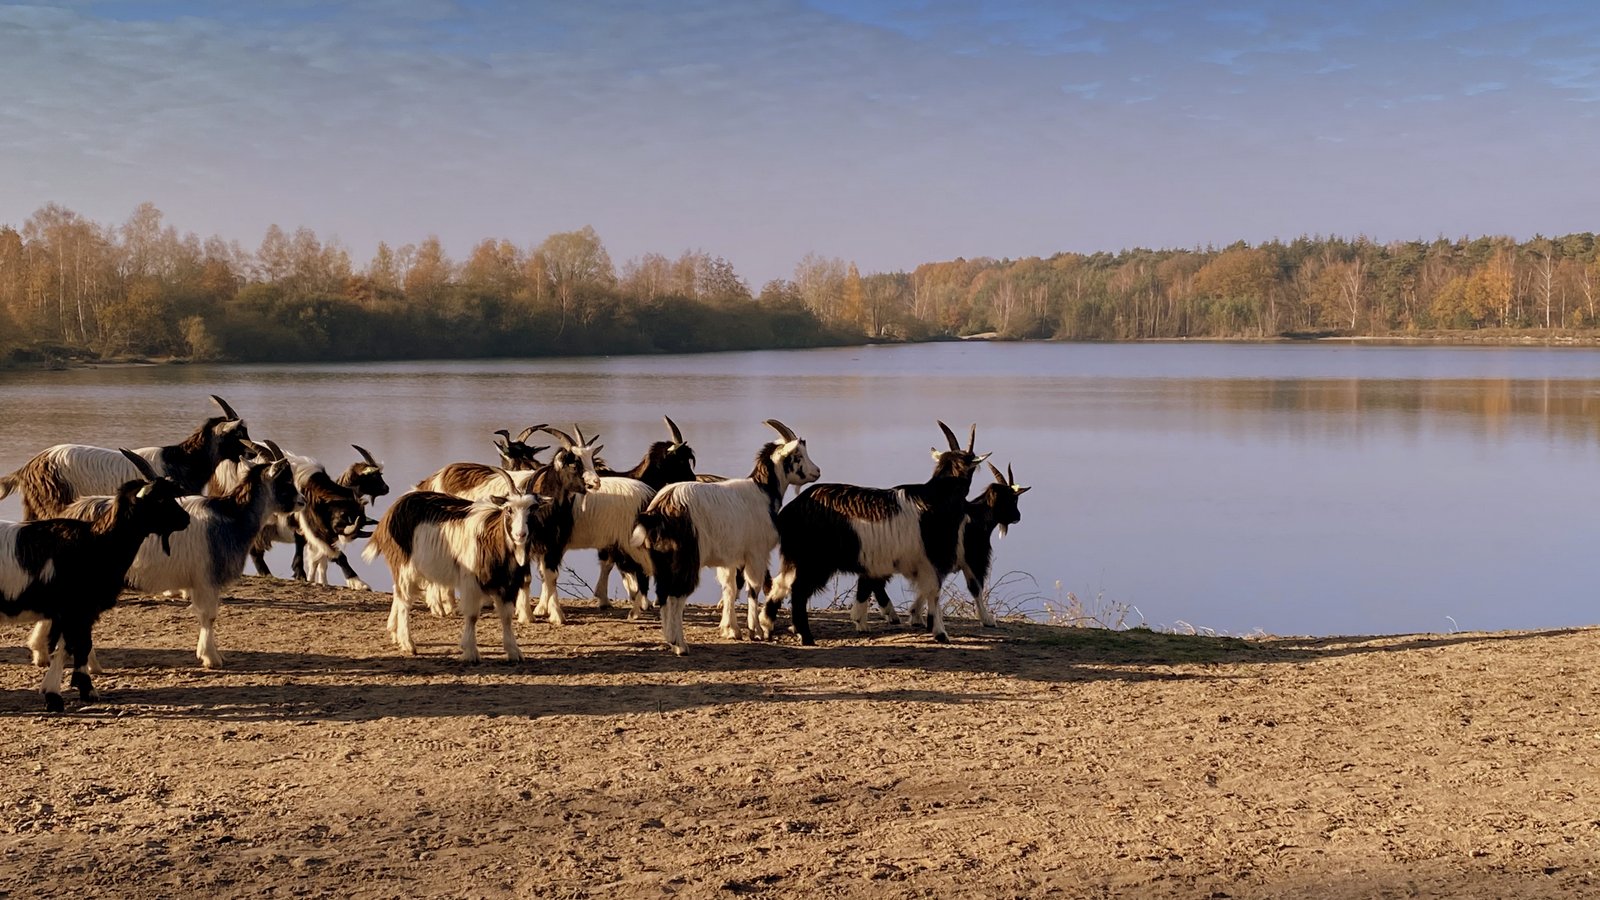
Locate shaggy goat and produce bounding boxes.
[363,470,546,663]
[0,395,250,519]
[859,461,1030,630]
[763,422,988,646]
[631,419,821,655]
[35,456,303,670]
[1,451,190,710]
[587,415,699,612]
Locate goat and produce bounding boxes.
[631,420,821,655]
[34,456,303,670]
[588,415,698,611]
[363,470,545,663]
[288,443,389,587]
[415,428,597,623]
[763,422,989,646]
[493,426,551,471]
[1,450,190,710]
[0,395,249,519]
[229,442,385,590]
[859,461,1030,630]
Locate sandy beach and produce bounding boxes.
[2,576,1597,898]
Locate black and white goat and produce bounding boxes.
[35,455,303,670]
[287,443,388,588]
[1,451,190,710]
[0,395,250,519]
[859,461,1030,630]
[415,427,599,623]
[764,422,989,646]
[493,426,551,471]
[632,420,821,655]
[586,415,699,613]
[363,470,546,663]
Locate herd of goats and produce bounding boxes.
[0,395,1031,712]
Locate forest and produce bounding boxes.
[3,201,1598,364]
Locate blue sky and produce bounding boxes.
[2,1,1597,284]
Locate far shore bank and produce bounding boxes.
[12,328,1600,372]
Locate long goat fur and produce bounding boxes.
[363,480,544,664]
[1,451,191,710]
[32,459,302,671]
[631,420,820,655]
[1,395,248,519]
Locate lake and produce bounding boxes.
[3,341,1599,637]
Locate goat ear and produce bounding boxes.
[929,447,942,461]
[1014,485,1031,495]
[489,494,508,507]
[590,444,604,455]
[973,451,992,464]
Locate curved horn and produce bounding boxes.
[538,426,576,448]
[493,467,520,496]
[493,429,512,442]
[119,448,160,481]
[967,424,976,453]
[516,424,547,443]
[764,419,797,442]
[664,415,685,445]
[262,439,286,462]
[1007,463,1015,485]
[987,461,1007,484]
[936,421,961,452]
[209,394,239,420]
[351,444,380,467]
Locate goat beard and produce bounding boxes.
[997,524,1008,539]
[160,533,173,555]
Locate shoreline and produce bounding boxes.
[12,329,1600,371]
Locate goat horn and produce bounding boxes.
[351,444,379,467]
[967,424,976,453]
[936,421,960,452]
[1007,463,1015,485]
[516,424,546,443]
[493,429,512,441]
[209,394,239,420]
[664,415,685,445]
[538,426,576,448]
[764,419,797,442]
[987,461,1007,484]
[119,448,160,481]
[493,467,520,496]
[262,439,286,461]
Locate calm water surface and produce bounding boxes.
[4,341,1600,637]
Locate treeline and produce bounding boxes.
[3,202,1599,364]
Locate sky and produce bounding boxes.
[2,0,1598,285]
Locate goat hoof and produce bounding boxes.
[346,579,371,592]
[44,693,65,713]
[799,635,816,647]
[981,621,998,629]
[30,653,48,668]
[934,632,950,644]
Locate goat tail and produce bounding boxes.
[0,468,17,502]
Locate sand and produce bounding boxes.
[2,576,1597,898]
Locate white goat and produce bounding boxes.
[631,420,821,655]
